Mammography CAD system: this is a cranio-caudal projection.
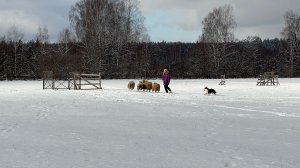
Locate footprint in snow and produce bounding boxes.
[0,123,19,134]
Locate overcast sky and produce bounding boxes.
[0,0,299,42]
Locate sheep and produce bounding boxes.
[128,81,135,90]
[152,82,160,92]
[144,81,152,92]
[137,80,152,92]
[137,81,144,91]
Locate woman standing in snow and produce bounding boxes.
[162,69,172,93]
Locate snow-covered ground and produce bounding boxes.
[0,78,300,168]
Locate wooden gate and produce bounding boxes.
[70,72,102,90]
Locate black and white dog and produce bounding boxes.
[203,86,216,95]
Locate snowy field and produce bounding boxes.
[0,78,300,168]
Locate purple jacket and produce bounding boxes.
[162,74,171,85]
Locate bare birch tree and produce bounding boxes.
[200,4,236,77]
[6,25,24,77]
[34,26,51,76]
[281,10,300,77]
[58,28,76,56]
[69,0,148,75]
[35,26,50,62]
[36,26,49,44]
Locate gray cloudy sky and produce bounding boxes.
[0,0,299,42]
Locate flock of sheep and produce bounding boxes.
[128,80,160,92]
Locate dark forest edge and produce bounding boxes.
[0,37,299,80]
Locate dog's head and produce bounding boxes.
[204,86,209,90]
[203,86,208,95]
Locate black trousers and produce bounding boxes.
[164,85,171,93]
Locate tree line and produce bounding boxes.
[0,38,299,79]
[0,1,299,79]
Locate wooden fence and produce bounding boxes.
[43,71,102,90]
[257,72,280,86]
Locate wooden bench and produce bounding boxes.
[257,71,279,86]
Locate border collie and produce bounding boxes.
[204,86,216,95]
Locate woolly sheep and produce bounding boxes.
[144,81,152,92]
[137,81,144,91]
[152,82,160,92]
[128,81,135,90]
[137,80,152,91]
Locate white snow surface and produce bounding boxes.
[1,78,300,168]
